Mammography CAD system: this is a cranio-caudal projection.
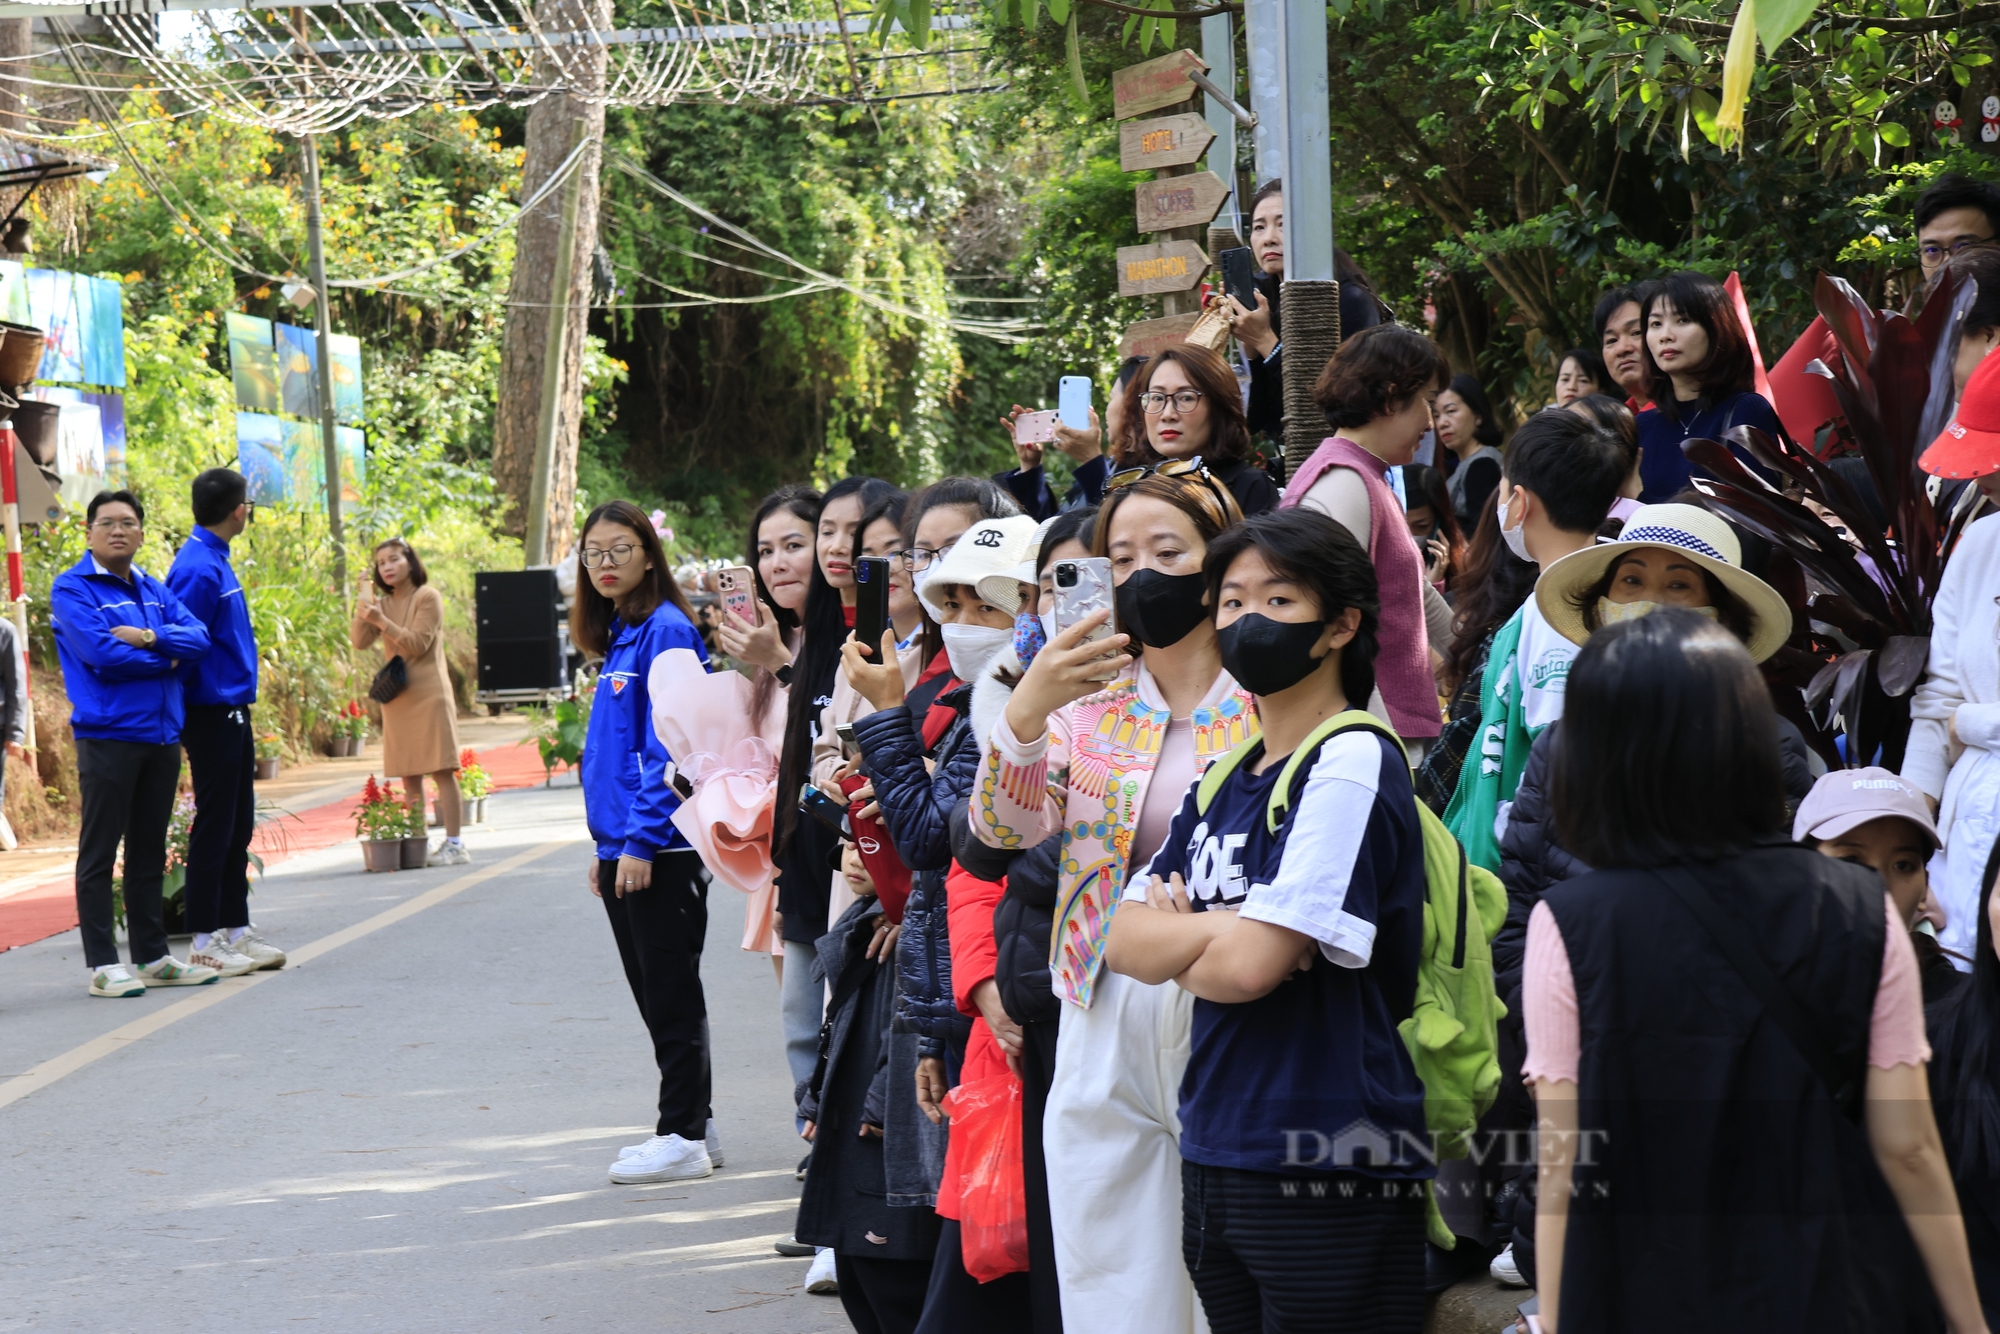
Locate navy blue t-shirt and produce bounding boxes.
[1132,728,1432,1180]
[1633,390,1782,503]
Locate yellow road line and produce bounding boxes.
[0,838,578,1114]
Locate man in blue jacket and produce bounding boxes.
[52,490,216,998]
[169,469,285,980]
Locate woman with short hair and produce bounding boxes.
[351,537,465,865]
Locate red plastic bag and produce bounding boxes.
[940,1073,1029,1283]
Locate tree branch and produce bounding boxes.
[1076,0,1240,17]
[1608,2,2000,38]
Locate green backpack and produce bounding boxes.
[1193,710,1508,1247]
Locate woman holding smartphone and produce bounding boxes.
[572,500,720,1188]
[971,465,1255,1334]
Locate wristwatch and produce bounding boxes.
[141,628,157,649]
[774,663,794,687]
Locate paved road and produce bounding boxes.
[0,780,848,1332]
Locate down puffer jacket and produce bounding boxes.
[952,818,1062,1028]
[851,681,980,1059]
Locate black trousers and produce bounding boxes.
[1018,1018,1063,1334]
[75,737,182,969]
[1182,1161,1428,1334]
[598,853,712,1141]
[912,1218,1034,1334]
[181,703,256,935]
[836,1252,933,1334]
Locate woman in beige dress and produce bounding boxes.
[352,538,467,866]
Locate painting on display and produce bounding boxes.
[227,314,278,414]
[25,268,83,383]
[277,420,365,504]
[84,278,125,387]
[327,332,362,425]
[84,390,126,482]
[236,412,286,504]
[275,322,319,420]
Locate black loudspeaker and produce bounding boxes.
[476,569,567,695]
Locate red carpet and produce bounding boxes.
[0,740,564,954]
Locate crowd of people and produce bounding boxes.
[53,470,471,998]
[572,172,2000,1334]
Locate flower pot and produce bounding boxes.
[467,796,486,824]
[347,736,364,756]
[0,322,45,388]
[400,835,430,869]
[362,839,402,872]
[254,757,280,780]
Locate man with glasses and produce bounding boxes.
[1916,173,2000,278]
[52,490,216,998]
[170,469,285,980]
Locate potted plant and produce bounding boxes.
[159,794,196,933]
[254,732,283,780]
[400,804,431,869]
[458,748,491,824]
[356,775,406,872]
[331,701,367,756]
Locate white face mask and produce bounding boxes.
[1040,612,1057,644]
[940,623,1012,683]
[1501,488,1533,562]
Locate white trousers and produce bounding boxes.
[1044,969,1208,1334]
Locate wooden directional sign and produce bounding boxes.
[1112,49,1206,120]
[1119,313,1201,359]
[1118,114,1216,172]
[1116,241,1209,297]
[1134,170,1230,233]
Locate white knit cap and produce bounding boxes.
[919,515,1040,619]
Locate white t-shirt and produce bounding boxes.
[1513,597,1575,735]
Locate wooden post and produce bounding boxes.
[524,114,583,569]
[0,414,31,755]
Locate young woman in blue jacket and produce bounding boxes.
[573,499,717,1187]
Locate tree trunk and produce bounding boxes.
[0,20,32,136]
[491,0,608,561]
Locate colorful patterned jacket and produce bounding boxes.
[970,664,1258,1010]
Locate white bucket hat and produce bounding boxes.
[919,515,1040,619]
[1534,502,1795,663]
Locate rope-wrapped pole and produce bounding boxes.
[0,411,33,755]
[1280,278,1340,475]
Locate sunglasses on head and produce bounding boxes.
[1105,455,1215,492]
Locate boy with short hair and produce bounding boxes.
[1443,410,1629,870]
[1796,766,1965,1003]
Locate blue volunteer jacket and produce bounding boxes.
[582,600,708,863]
[167,527,258,707]
[51,553,211,744]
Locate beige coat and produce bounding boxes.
[353,583,461,778]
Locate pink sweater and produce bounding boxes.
[1281,437,1441,739]
[1521,897,1930,1083]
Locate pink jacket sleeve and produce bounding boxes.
[971,704,1073,849]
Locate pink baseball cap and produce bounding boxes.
[1791,766,1940,849]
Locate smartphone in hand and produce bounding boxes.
[1219,247,1258,309]
[855,556,892,660]
[1052,557,1116,646]
[1058,377,1092,431]
[707,565,757,625]
[1014,410,1060,444]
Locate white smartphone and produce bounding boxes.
[1014,410,1060,444]
[1051,557,1116,646]
[1058,376,1092,431]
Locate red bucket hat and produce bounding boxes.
[1924,350,2000,478]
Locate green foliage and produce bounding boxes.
[528,679,592,782]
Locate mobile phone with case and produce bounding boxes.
[854,555,892,659]
[709,565,757,626]
[1058,376,1092,431]
[1220,246,1259,309]
[1051,557,1116,646]
[1014,410,1060,444]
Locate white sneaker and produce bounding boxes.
[804,1247,838,1295]
[620,1119,724,1167]
[1490,1243,1527,1287]
[231,928,286,971]
[134,955,219,987]
[89,964,144,998]
[607,1133,711,1184]
[427,840,471,867]
[188,934,257,978]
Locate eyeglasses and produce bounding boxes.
[898,540,957,572]
[90,518,141,533]
[1139,389,1205,415]
[1919,236,1996,266]
[580,543,641,569]
[1106,455,1217,492]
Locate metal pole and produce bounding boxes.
[524,114,584,569]
[1277,0,1334,281]
[1200,12,1239,238]
[300,133,347,594]
[1242,0,1285,186]
[0,413,32,755]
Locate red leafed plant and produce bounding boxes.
[1684,269,1984,769]
[356,774,410,840]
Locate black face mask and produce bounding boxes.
[1217,613,1328,697]
[1114,568,1209,649]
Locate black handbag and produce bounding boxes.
[368,654,408,705]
